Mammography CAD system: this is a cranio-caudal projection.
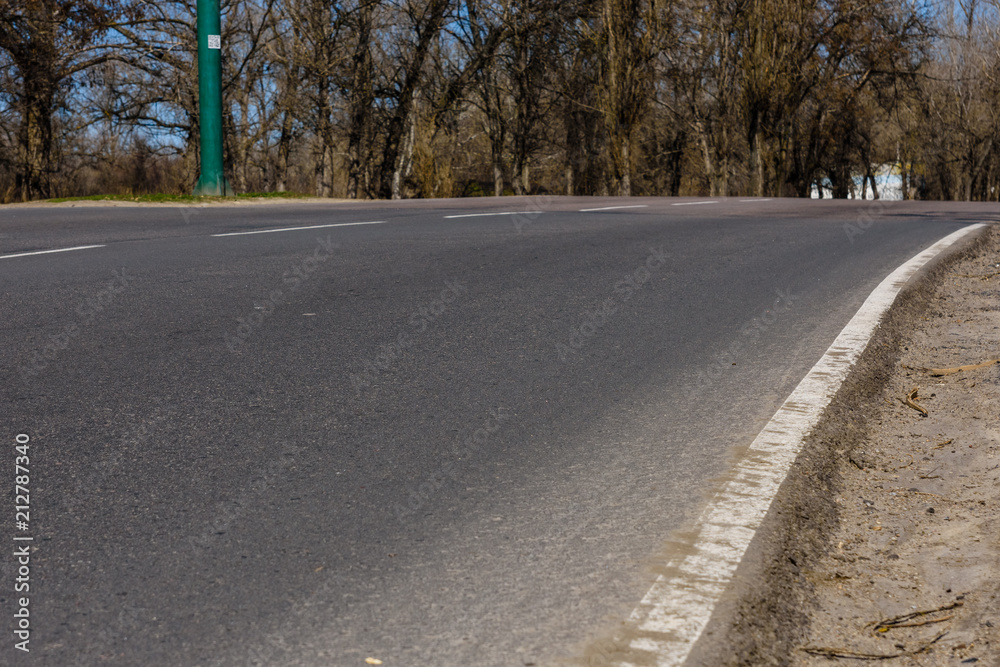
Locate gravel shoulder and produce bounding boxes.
[690,225,1000,666]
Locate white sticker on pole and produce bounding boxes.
[208,35,221,49]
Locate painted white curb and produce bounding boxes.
[620,223,987,666]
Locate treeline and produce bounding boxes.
[1,0,999,202]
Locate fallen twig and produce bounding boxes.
[901,387,928,416]
[894,453,914,470]
[918,359,1000,376]
[869,602,963,633]
[909,490,945,498]
[802,632,947,660]
[880,614,954,629]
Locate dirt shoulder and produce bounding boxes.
[789,229,1000,665]
[690,225,1000,666]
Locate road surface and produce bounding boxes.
[1,196,993,666]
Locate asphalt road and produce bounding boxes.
[1,196,993,666]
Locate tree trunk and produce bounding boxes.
[704,133,730,197]
[224,108,248,193]
[316,144,334,198]
[16,76,55,201]
[275,107,294,192]
[598,0,652,200]
[565,106,583,196]
[830,165,850,198]
[618,138,631,196]
[699,132,717,196]
[377,0,449,199]
[392,107,418,200]
[485,89,505,196]
[347,1,375,199]
[4,0,61,201]
[493,163,504,197]
[512,122,528,195]
[748,126,764,197]
[513,154,529,195]
[315,72,334,197]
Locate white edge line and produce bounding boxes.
[579,205,650,212]
[672,200,719,206]
[444,211,543,219]
[0,244,106,260]
[619,223,986,667]
[738,198,773,202]
[211,220,386,237]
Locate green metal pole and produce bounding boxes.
[193,0,233,196]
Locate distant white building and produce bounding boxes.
[811,164,904,200]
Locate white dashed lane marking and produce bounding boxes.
[443,211,543,219]
[579,205,649,212]
[0,245,106,260]
[212,221,386,237]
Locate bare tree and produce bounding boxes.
[595,0,658,196]
[0,0,138,200]
[503,0,561,194]
[376,0,451,199]
[459,0,509,196]
[345,0,378,198]
[1,0,996,203]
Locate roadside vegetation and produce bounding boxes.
[1,0,998,202]
[40,191,311,204]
